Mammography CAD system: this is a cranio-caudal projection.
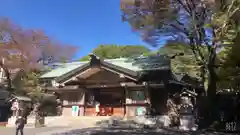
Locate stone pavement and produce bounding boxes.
[1,116,110,135]
[0,127,68,135]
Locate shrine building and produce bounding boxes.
[39,54,203,117]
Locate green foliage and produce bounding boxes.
[217,34,240,90]
[121,0,239,93]
[157,41,201,78]
[11,71,41,96]
[79,44,150,60]
[216,0,240,90]
[22,71,58,115]
[79,55,90,61]
[213,0,240,46]
[11,70,53,104]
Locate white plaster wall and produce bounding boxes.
[62,107,72,116]
[61,90,86,116]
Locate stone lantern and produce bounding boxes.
[179,91,197,131]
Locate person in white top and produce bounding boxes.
[95,101,100,116]
[11,99,19,117]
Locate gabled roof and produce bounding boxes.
[40,61,88,78]
[40,54,173,83]
[40,57,143,80]
[39,54,204,91]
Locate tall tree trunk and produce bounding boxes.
[200,66,207,95]
[206,48,218,124]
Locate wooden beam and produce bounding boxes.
[45,86,79,91]
[81,83,164,89]
[65,78,129,86]
[61,67,101,85]
[101,66,138,81]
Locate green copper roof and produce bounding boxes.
[40,56,170,79]
[105,58,141,71]
[40,62,88,78]
[40,58,140,78]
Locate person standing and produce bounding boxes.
[15,116,25,135]
[95,101,100,116]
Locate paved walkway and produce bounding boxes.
[0,116,109,135]
[0,127,68,135]
[2,116,239,135]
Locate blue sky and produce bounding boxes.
[0,0,158,59]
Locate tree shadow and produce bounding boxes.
[52,126,238,135]
[51,119,239,135]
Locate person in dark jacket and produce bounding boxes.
[15,116,25,135]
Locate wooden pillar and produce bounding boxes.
[123,86,127,116]
[144,82,151,105]
[124,86,129,116]
[144,82,151,115]
[79,91,85,116]
[83,87,87,116]
[124,85,133,117]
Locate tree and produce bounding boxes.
[0,18,77,124]
[79,44,150,60]
[79,55,91,61]
[157,41,200,78]
[121,0,239,123]
[217,35,240,90]
[0,18,77,93]
[216,0,240,90]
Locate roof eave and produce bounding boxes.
[101,60,139,78]
[56,63,91,83]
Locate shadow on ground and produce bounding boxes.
[51,118,238,135]
[51,127,238,135]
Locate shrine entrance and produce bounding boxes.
[149,88,168,115]
[88,88,125,116]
